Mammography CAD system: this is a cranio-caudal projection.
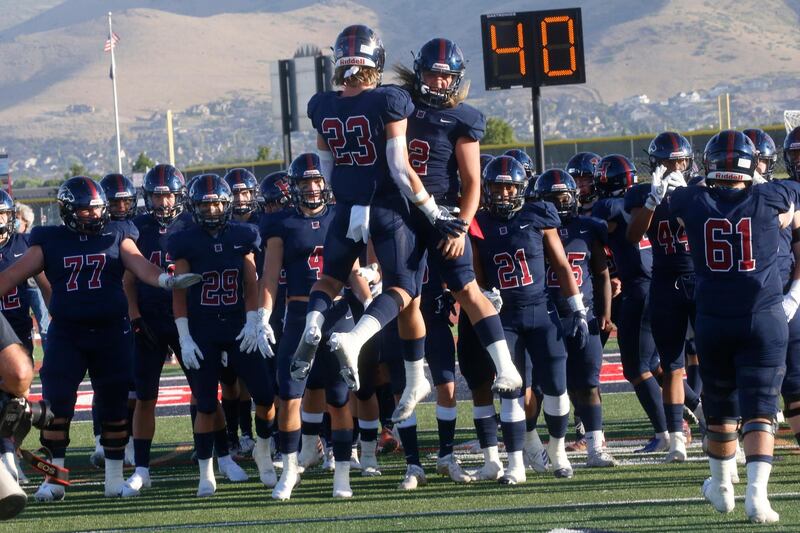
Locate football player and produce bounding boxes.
[671,130,794,523]
[292,25,467,424]
[168,174,276,497]
[0,176,200,500]
[261,154,368,499]
[591,155,669,452]
[535,169,617,467]
[100,173,138,221]
[626,132,703,462]
[469,156,589,483]
[566,152,601,216]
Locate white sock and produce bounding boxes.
[218,454,235,468]
[361,439,377,457]
[404,359,425,388]
[746,461,772,494]
[304,310,325,334]
[709,457,735,485]
[134,466,150,478]
[349,314,382,346]
[507,450,524,472]
[585,430,604,455]
[657,431,669,441]
[199,458,214,483]
[525,429,544,452]
[483,445,500,464]
[486,340,514,374]
[105,458,123,484]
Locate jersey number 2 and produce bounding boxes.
[494,249,534,289]
[200,270,239,306]
[321,116,377,166]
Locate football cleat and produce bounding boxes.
[89,436,105,469]
[398,464,427,490]
[349,447,362,470]
[586,451,617,468]
[378,426,399,454]
[635,435,669,453]
[272,454,301,501]
[217,455,249,482]
[469,460,504,481]
[124,438,135,467]
[121,469,151,498]
[359,441,381,477]
[328,332,362,391]
[665,432,687,463]
[34,480,66,502]
[332,462,353,498]
[289,326,323,380]
[196,479,216,498]
[490,368,523,393]
[239,434,256,456]
[745,492,780,524]
[321,447,335,472]
[392,379,431,424]
[254,438,277,487]
[702,477,735,513]
[547,440,573,479]
[566,437,588,452]
[436,454,470,483]
[523,447,550,473]
[499,468,526,485]
[298,436,323,471]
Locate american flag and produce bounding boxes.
[104,31,120,52]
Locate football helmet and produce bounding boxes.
[223,168,259,216]
[333,25,385,73]
[504,149,535,179]
[183,175,202,214]
[413,38,465,107]
[647,131,694,179]
[58,176,109,234]
[534,169,578,222]
[288,153,333,210]
[100,173,137,221]
[703,130,757,184]
[0,190,15,237]
[479,154,494,176]
[593,155,637,198]
[483,155,528,219]
[259,170,292,212]
[143,164,185,226]
[565,152,601,205]
[783,126,800,181]
[188,174,232,231]
[743,128,777,179]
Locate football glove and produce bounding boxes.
[356,263,381,284]
[481,287,503,313]
[158,272,203,290]
[645,165,668,210]
[664,170,687,193]
[782,280,800,322]
[566,294,589,349]
[175,317,204,370]
[431,206,468,239]
[346,205,370,244]
[256,307,276,358]
[131,317,159,353]
[752,170,768,185]
[236,311,260,354]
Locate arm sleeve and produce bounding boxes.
[386,135,415,199]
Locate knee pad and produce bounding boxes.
[740,420,775,438]
[543,393,570,417]
[99,421,128,449]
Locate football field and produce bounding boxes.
[7,346,800,532]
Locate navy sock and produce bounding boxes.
[683,380,700,411]
[664,403,684,433]
[127,403,135,438]
[331,429,353,462]
[397,425,420,466]
[322,412,332,446]
[437,418,456,458]
[214,428,230,456]
[633,377,667,433]
[92,402,102,437]
[239,399,253,436]
[472,315,505,348]
[474,417,498,449]
[194,431,215,461]
[360,426,378,443]
[365,292,403,328]
[500,420,525,453]
[134,438,152,468]
[745,455,774,465]
[307,290,333,315]
[302,420,322,436]
[377,384,395,427]
[574,403,603,432]
[543,412,568,439]
[687,365,703,396]
[221,399,239,442]
[105,447,125,461]
[525,417,537,432]
[279,429,301,455]
[254,416,275,440]
[401,337,425,363]
[352,418,360,445]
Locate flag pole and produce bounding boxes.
[108,12,123,173]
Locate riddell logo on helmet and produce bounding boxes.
[337,57,367,66]
[432,62,451,71]
[709,172,747,181]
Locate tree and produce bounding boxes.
[63,162,87,180]
[483,117,515,146]
[132,152,155,173]
[256,145,272,161]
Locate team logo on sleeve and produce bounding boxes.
[214,243,223,253]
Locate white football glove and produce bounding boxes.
[346,205,370,244]
[357,263,381,284]
[664,170,687,193]
[752,170,768,185]
[370,281,383,298]
[782,280,800,322]
[256,307,276,358]
[645,165,668,210]
[481,287,503,312]
[175,317,204,370]
[236,311,260,354]
[158,272,203,290]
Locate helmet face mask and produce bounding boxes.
[565,152,600,207]
[503,149,535,180]
[593,155,637,198]
[784,127,800,181]
[259,171,292,213]
[743,128,777,180]
[413,38,465,107]
[224,168,259,216]
[534,169,578,222]
[144,164,185,226]
[108,197,135,220]
[59,176,110,234]
[483,156,528,219]
[0,191,16,239]
[288,153,332,210]
[100,173,138,221]
[647,132,694,180]
[189,174,233,231]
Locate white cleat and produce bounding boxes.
[436,454,470,484]
[398,464,427,490]
[587,451,618,468]
[499,468,526,485]
[702,478,735,513]
[332,462,352,498]
[328,332,361,391]
[290,326,322,380]
[665,433,687,463]
[196,479,216,497]
[547,440,573,479]
[104,459,124,497]
[121,469,151,498]
[349,448,362,470]
[745,497,780,524]
[89,441,105,469]
[491,367,523,393]
[469,460,504,482]
[321,447,335,472]
[123,438,135,467]
[239,434,256,456]
[298,437,323,472]
[272,454,301,501]
[34,480,65,502]
[391,379,431,424]
[523,448,550,473]
[360,453,381,477]
[217,455,249,482]
[254,438,277,487]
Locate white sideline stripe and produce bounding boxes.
[85,491,800,531]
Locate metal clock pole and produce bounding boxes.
[531,85,544,175]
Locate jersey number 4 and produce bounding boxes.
[307,246,324,280]
[494,249,534,289]
[63,254,106,291]
[704,218,755,272]
[321,116,377,166]
[656,220,689,254]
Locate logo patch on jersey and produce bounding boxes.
[159,227,167,234]
[214,243,223,253]
[416,110,426,119]
[79,235,88,242]
[499,226,508,235]
[559,228,569,237]
[311,220,320,229]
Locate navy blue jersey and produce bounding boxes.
[546,215,607,317]
[592,197,652,282]
[625,184,693,276]
[407,101,485,205]
[272,207,335,298]
[108,219,140,242]
[235,210,265,278]
[776,179,800,289]
[0,233,32,329]
[670,182,794,317]
[30,224,137,322]
[167,222,260,319]
[132,211,194,317]
[471,202,560,308]
[308,85,414,206]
